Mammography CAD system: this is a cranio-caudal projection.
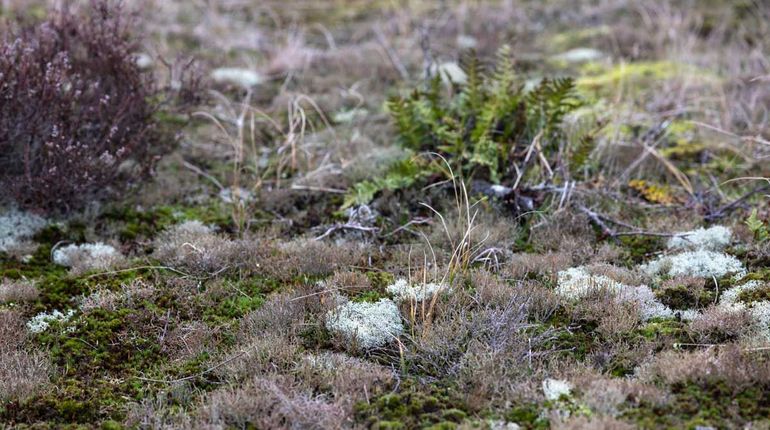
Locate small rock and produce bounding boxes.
[134,53,153,69]
[429,62,467,85]
[456,34,478,50]
[211,67,264,88]
[552,48,605,63]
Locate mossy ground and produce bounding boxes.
[355,381,471,430]
[2,0,770,429]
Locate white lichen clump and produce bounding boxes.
[488,420,521,430]
[718,280,770,337]
[542,378,572,401]
[53,243,123,273]
[325,298,404,349]
[667,226,731,251]
[556,266,624,299]
[0,208,47,252]
[719,280,764,309]
[750,302,770,334]
[641,250,744,279]
[170,219,213,236]
[556,266,676,321]
[211,67,264,88]
[27,309,75,334]
[386,278,447,303]
[218,187,254,204]
[333,108,369,124]
[615,285,675,320]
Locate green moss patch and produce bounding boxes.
[538,307,601,361]
[737,283,770,305]
[504,403,549,429]
[623,381,770,429]
[355,381,471,429]
[618,235,665,265]
[99,202,232,242]
[655,283,715,310]
[577,61,718,95]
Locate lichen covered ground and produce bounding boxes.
[2,1,770,429]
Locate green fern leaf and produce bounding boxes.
[746,209,769,243]
[569,134,596,176]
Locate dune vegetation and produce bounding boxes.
[1,1,770,428]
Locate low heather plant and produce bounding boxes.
[0,1,197,213]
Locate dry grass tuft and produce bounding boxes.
[505,252,574,280]
[0,350,52,403]
[240,289,325,339]
[584,264,646,287]
[0,278,38,303]
[403,283,555,410]
[295,352,394,407]
[153,221,244,275]
[0,309,27,350]
[216,332,302,382]
[256,239,367,281]
[80,279,155,312]
[0,310,52,402]
[639,345,770,391]
[197,375,347,429]
[217,288,329,382]
[324,270,373,296]
[164,321,218,362]
[689,305,756,342]
[573,290,641,339]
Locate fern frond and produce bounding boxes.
[569,134,596,176]
[459,50,485,117]
[746,209,769,243]
[492,45,516,93]
[370,47,588,206]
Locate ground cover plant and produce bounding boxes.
[1,0,770,429]
[0,0,199,214]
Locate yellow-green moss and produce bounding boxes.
[577,61,718,94]
[548,26,611,52]
[628,179,677,205]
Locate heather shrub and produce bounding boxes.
[0,1,194,213]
